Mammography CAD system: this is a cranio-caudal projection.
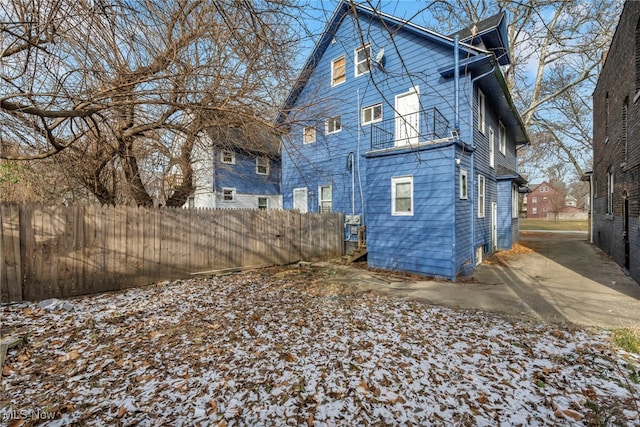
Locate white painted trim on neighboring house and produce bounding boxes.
[293,187,308,213]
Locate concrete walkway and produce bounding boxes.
[326,232,640,329]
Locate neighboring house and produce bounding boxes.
[592,0,640,283]
[188,126,282,210]
[278,1,528,280]
[525,182,562,219]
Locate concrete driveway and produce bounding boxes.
[325,232,640,329]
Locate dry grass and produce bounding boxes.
[484,243,534,266]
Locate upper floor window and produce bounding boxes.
[488,127,495,168]
[355,44,371,77]
[477,174,485,218]
[303,126,316,144]
[531,196,537,204]
[221,151,235,164]
[498,121,506,155]
[540,186,549,192]
[331,56,346,86]
[256,157,269,175]
[392,176,413,216]
[362,103,382,125]
[325,116,342,134]
[319,185,332,213]
[477,89,486,134]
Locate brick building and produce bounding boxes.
[525,182,564,219]
[592,0,640,283]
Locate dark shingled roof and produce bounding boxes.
[449,12,505,41]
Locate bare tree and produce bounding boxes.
[430,0,623,180]
[1,0,300,206]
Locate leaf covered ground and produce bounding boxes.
[2,266,639,426]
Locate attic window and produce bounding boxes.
[331,56,346,86]
[355,44,371,77]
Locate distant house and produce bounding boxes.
[278,1,528,280]
[592,0,640,283]
[525,182,562,219]
[188,125,282,210]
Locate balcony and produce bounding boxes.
[369,107,450,151]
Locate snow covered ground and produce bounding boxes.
[2,267,639,426]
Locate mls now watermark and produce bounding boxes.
[1,407,56,421]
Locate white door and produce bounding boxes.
[293,187,308,213]
[395,88,420,146]
[491,202,498,252]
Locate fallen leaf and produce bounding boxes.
[563,409,582,421]
[117,406,127,418]
[2,365,16,375]
[57,349,80,362]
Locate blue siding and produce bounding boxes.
[366,144,457,279]
[455,147,474,275]
[215,150,280,195]
[281,12,473,216]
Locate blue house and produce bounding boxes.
[279,1,528,280]
[188,125,282,210]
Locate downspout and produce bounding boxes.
[469,62,497,267]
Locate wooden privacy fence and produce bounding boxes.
[0,204,344,302]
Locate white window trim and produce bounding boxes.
[319,184,332,213]
[478,89,486,134]
[331,55,346,87]
[303,126,316,144]
[354,44,371,77]
[257,197,268,210]
[488,127,495,169]
[293,187,308,213]
[391,176,413,216]
[221,151,235,165]
[477,174,485,218]
[256,157,269,175]
[532,196,537,204]
[460,169,468,200]
[325,116,342,134]
[499,121,506,155]
[222,187,236,202]
[362,103,382,125]
[532,207,538,215]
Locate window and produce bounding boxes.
[512,185,519,219]
[477,89,486,134]
[543,207,548,213]
[331,56,346,86]
[256,157,269,175]
[531,196,537,204]
[325,116,342,134]
[258,197,268,210]
[319,185,332,213]
[477,174,485,218]
[459,169,468,200]
[543,196,548,201]
[187,196,195,209]
[540,186,549,192]
[488,127,495,168]
[622,97,628,164]
[222,188,235,202]
[392,176,413,216]
[293,187,308,213]
[499,121,506,155]
[607,170,614,215]
[532,207,537,215]
[221,151,235,164]
[355,44,371,76]
[303,126,316,144]
[362,103,382,124]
